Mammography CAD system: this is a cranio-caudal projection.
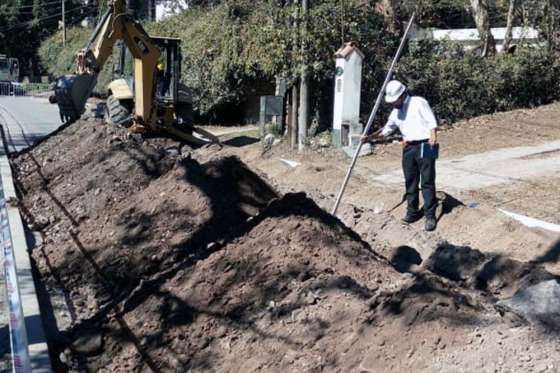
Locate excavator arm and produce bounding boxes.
[53,0,160,124]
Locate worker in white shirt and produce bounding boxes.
[362,80,439,231]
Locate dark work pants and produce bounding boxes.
[402,143,437,218]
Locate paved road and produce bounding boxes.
[0,96,62,153]
[374,140,560,193]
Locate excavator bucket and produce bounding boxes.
[52,74,97,123]
[165,123,220,146]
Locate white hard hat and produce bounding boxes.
[385,80,406,103]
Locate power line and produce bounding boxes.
[9,0,75,10]
[0,4,94,33]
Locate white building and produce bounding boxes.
[411,26,540,52]
[155,0,188,22]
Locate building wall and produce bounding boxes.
[411,26,540,52]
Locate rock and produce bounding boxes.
[180,145,193,154]
[110,135,123,144]
[32,216,50,230]
[6,196,18,207]
[498,280,560,330]
[166,147,180,157]
[358,356,377,373]
[407,347,416,358]
[317,136,330,148]
[126,133,144,143]
[263,134,275,146]
[71,330,103,356]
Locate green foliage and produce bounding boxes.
[0,0,99,77]
[38,27,88,78]
[38,26,115,90]
[145,0,393,117]
[34,0,560,126]
[398,41,560,122]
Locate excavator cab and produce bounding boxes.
[153,37,180,104]
[113,37,181,104]
[107,36,196,133]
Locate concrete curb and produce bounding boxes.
[0,133,52,371]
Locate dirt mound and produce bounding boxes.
[13,118,560,372]
[13,119,405,371]
[111,193,401,372]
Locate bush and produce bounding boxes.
[37,5,560,127]
[396,42,560,123]
[145,0,394,121]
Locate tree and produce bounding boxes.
[470,0,497,56]
[502,0,518,52]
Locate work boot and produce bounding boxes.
[425,217,437,232]
[402,210,422,224]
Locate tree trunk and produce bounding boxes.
[470,0,497,57]
[298,0,309,151]
[545,0,555,51]
[291,85,299,150]
[502,0,518,53]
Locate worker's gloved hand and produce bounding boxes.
[360,134,371,144]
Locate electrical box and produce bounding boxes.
[260,95,284,136]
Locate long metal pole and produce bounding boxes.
[331,12,416,216]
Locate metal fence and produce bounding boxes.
[0,82,53,97]
[0,83,26,97]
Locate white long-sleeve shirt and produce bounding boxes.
[381,96,438,141]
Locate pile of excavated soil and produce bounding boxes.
[12,118,560,372]
[12,119,401,371]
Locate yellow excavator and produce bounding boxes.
[52,0,218,144]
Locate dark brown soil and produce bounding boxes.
[12,118,560,373]
[12,119,401,371]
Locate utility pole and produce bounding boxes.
[62,0,66,46]
[298,0,309,152]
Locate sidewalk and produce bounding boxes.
[0,117,52,371]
